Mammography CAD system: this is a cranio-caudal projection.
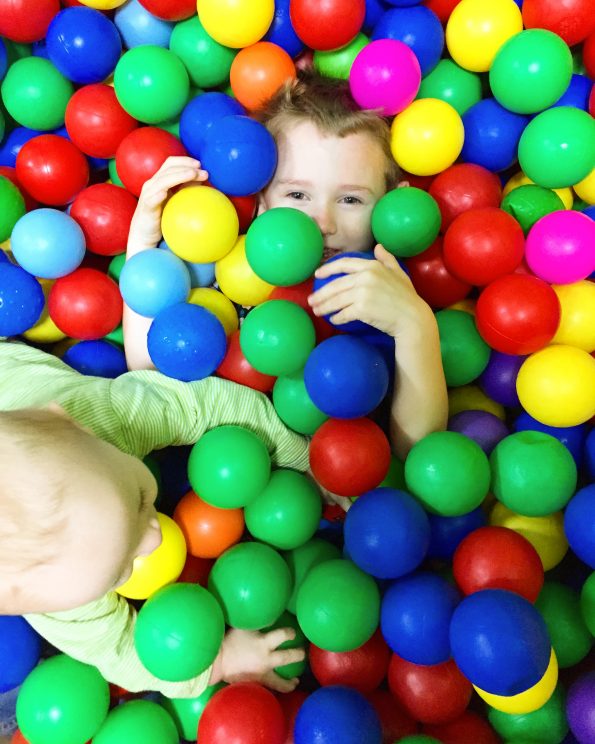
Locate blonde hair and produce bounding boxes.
[256,70,402,191]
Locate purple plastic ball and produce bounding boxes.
[567,673,595,744]
[448,409,509,455]
[479,351,526,408]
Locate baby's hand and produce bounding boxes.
[128,156,209,251]
[308,244,434,341]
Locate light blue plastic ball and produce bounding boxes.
[119,248,191,318]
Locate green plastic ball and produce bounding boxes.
[296,559,380,652]
[114,45,190,124]
[245,208,323,286]
[160,683,225,741]
[105,324,124,346]
[135,583,225,681]
[436,309,491,387]
[265,610,308,680]
[490,432,577,517]
[273,368,328,435]
[581,572,595,637]
[314,33,369,79]
[108,253,126,283]
[1,56,73,130]
[417,59,482,116]
[245,469,322,550]
[487,684,568,744]
[536,582,592,668]
[371,187,441,258]
[93,700,178,744]
[16,655,110,744]
[379,455,406,491]
[405,431,491,516]
[284,538,342,614]
[170,16,236,89]
[398,737,441,744]
[188,425,271,509]
[240,299,316,376]
[208,542,292,630]
[489,29,572,114]
[108,158,124,187]
[0,176,25,243]
[500,184,564,235]
[518,106,595,189]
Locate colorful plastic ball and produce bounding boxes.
[63,340,126,378]
[390,99,464,176]
[424,712,500,744]
[114,0,174,48]
[574,166,595,205]
[448,410,508,457]
[436,309,491,387]
[0,0,59,43]
[169,16,235,89]
[581,572,595,637]
[416,58,481,117]
[92,700,177,744]
[119,249,190,317]
[516,344,595,427]
[314,33,368,80]
[0,617,41,694]
[197,0,275,49]
[0,175,25,242]
[522,0,595,47]
[294,686,381,744]
[188,287,237,336]
[564,484,595,569]
[488,683,568,744]
[230,41,296,112]
[365,690,416,744]
[479,351,525,408]
[114,46,189,124]
[179,92,244,159]
[551,281,595,352]
[371,187,440,258]
[535,582,592,669]
[174,490,244,559]
[514,411,586,468]
[272,368,328,435]
[16,654,109,744]
[381,573,459,665]
[427,507,486,561]
[217,329,275,392]
[136,0,194,21]
[500,184,564,236]
[309,417,391,498]
[160,683,225,742]
[70,183,137,257]
[216,236,274,306]
[0,263,44,337]
[373,7,444,77]
[78,0,127,7]
[461,98,528,173]
[448,384,506,421]
[297,559,380,652]
[350,39,420,117]
[264,0,304,57]
[567,673,595,744]
[291,0,366,52]
[445,0,523,73]
[429,163,501,232]
[554,73,593,111]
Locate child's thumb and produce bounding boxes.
[374,243,397,267]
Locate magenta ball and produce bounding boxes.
[349,39,421,116]
[525,210,595,284]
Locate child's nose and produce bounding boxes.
[313,207,337,236]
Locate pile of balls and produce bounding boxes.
[0,0,594,743]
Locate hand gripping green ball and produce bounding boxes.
[93,700,178,744]
[371,187,441,258]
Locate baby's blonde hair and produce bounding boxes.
[256,69,402,191]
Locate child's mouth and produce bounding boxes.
[322,246,341,262]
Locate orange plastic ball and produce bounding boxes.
[173,490,245,559]
[230,41,296,111]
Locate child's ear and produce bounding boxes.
[397,180,410,189]
[256,192,267,216]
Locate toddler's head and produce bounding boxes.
[257,70,402,260]
[0,408,161,615]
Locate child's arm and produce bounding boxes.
[308,245,448,460]
[123,157,209,371]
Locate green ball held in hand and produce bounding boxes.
[314,33,369,80]
[296,559,380,652]
[371,187,441,258]
[16,655,110,744]
[208,541,292,630]
[535,582,592,669]
[488,684,569,744]
[436,309,491,387]
[273,367,328,435]
[490,431,577,517]
[417,59,482,116]
[160,683,225,741]
[581,572,595,637]
[264,610,308,680]
[188,425,271,509]
[169,16,236,89]
[240,299,316,376]
[405,431,491,516]
[0,176,25,243]
[245,208,323,286]
[500,184,564,236]
[93,700,178,744]
[284,538,342,614]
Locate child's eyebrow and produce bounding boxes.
[277,178,373,195]
[277,178,313,188]
[339,184,374,194]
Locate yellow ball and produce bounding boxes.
[516,344,595,427]
[162,185,239,263]
[23,279,66,344]
[475,649,558,715]
[573,167,595,205]
[446,0,523,72]
[552,281,595,352]
[447,298,476,315]
[489,502,568,571]
[116,513,187,600]
[188,287,239,336]
[390,99,464,176]
[215,235,275,306]
[448,385,506,421]
[503,172,573,210]
[78,0,127,8]
[197,0,275,48]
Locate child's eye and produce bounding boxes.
[287,191,307,200]
[340,196,364,205]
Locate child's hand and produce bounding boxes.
[210,627,306,693]
[127,156,209,252]
[308,244,435,341]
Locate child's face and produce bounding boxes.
[259,121,388,260]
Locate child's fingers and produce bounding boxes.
[141,169,208,208]
[314,255,377,279]
[263,672,299,694]
[155,156,203,173]
[264,627,296,650]
[270,648,306,668]
[374,244,414,286]
[308,274,357,309]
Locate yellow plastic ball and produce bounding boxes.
[197,0,275,49]
[447,298,476,315]
[116,513,187,600]
[78,0,127,8]
[552,281,595,352]
[188,287,239,336]
[573,167,595,205]
[390,99,464,176]
[489,502,568,571]
[448,385,506,421]
[475,649,558,715]
[23,279,66,344]
[516,344,595,427]
[162,185,239,263]
[446,0,523,73]
[215,235,275,306]
[503,172,573,210]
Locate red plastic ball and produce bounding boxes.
[138,0,195,21]
[423,711,500,744]
[48,268,122,340]
[277,690,308,744]
[217,330,276,393]
[402,171,435,191]
[388,653,472,725]
[10,731,29,744]
[177,554,214,586]
[453,526,544,603]
[423,0,462,23]
[405,237,472,309]
[475,273,561,355]
[309,629,390,693]
[198,682,287,744]
[70,183,138,257]
[443,208,525,286]
[309,418,391,498]
[270,280,336,343]
[429,164,502,233]
[522,0,595,46]
[0,165,38,212]
[290,0,366,51]
[584,30,595,81]
[65,84,139,160]
[15,135,89,206]
[229,194,256,234]
[590,85,595,117]
[366,689,417,743]
[0,0,59,42]
[115,126,186,197]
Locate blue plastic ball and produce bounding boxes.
[0,38,7,81]
[11,209,86,280]
[364,0,387,33]
[513,411,586,468]
[585,427,595,480]
[159,240,215,288]
[461,98,529,172]
[199,115,277,197]
[304,335,389,419]
[264,0,304,58]
[449,589,551,695]
[114,0,174,49]
[344,487,430,579]
[372,6,444,76]
[46,7,122,84]
[294,686,382,744]
[553,74,592,111]
[384,0,424,6]
[564,484,595,569]
[148,302,227,382]
[427,507,487,561]
[0,127,43,168]
[0,617,41,693]
[63,340,127,379]
[119,248,190,318]
[0,264,44,336]
[32,40,50,60]
[179,93,245,160]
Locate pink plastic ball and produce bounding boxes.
[525,211,595,284]
[349,39,421,117]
